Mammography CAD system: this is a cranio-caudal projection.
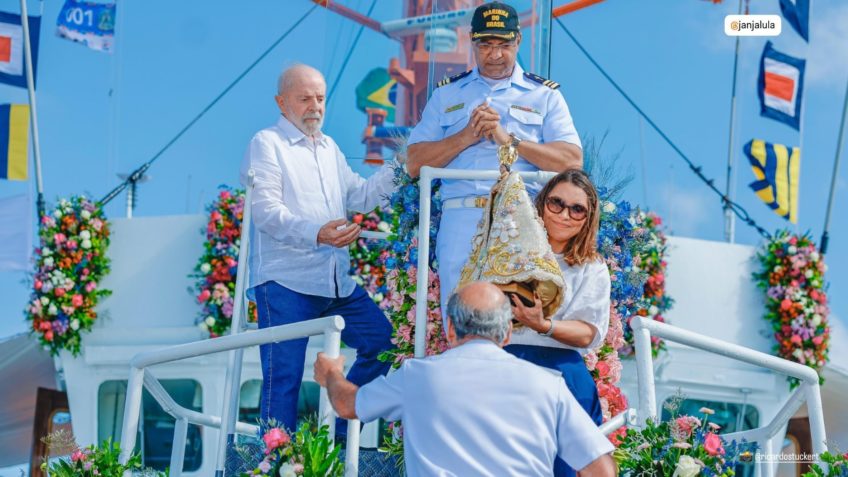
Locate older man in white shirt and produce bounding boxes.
[314,282,616,477]
[240,63,395,437]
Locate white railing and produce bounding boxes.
[632,316,828,473]
[117,316,347,476]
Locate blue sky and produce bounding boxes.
[0,0,845,340]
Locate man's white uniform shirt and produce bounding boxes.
[356,340,614,476]
[240,115,395,298]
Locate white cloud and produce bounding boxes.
[805,3,848,89]
[659,183,711,237]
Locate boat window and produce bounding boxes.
[98,379,203,472]
[661,397,759,477]
[238,379,320,433]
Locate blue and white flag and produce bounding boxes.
[56,0,115,53]
[779,0,809,41]
[758,41,805,131]
[0,11,40,89]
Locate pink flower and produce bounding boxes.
[675,416,694,439]
[812,336,824,346]
[704,432,725,456]
[584,351,598,371]
[257,460,271,473]
[262,427,289,453]
[85,281,97,293]
[54,288,66,297]
[71,449,87,462]
[197,289,211,303]
[66,240,78,250]
[220,190,231,200]
[780,299,793,311]
[596,360,610,378]
[54,233,66,245]
[34,280,42,290]
[790,335,802,345]
[72,294,84,307]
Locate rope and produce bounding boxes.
[556,18,771,239]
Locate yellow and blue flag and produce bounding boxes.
[0,104,30,181]
[744,139,800,223]
[356,68,397,122]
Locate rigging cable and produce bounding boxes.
[99,4,319,206]
[327,0,379,104]
[555,18,772,239]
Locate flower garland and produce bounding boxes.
[193,187,256,338]
[614,400,756,477]
[40,430,161,477]
[588,196,648,443]
[348,208,391,306]
[621,210,672,357]
[378,164,448,366]
[26,196,112,356]
[753,231,829,386]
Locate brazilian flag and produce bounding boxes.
[356,68,397,123]
[744,139,800,224]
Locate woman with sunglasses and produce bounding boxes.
[505,169,611,476]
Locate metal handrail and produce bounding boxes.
[631,316,827,471]
[117,316,346,476]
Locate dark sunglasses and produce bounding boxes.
[544,197,588,220]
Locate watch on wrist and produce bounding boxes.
[542,319,555,337]
[509,133,522,148]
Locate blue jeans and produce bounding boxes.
[505,345,603,477]
[255,281,393,436]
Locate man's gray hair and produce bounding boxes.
[447,289,512,343]
[277,63,324,95]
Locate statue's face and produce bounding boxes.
[542,182,589,247]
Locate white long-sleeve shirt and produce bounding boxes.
[239,115,395,298]
[510,256,611,354]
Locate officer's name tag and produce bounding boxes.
[444,103,465,113]
[510,104,541,115]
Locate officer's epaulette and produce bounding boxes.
[524,72,560,90]
[436,70,472,88]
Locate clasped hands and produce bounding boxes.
[464,103,511,147]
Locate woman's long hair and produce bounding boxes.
[534,169,601,266]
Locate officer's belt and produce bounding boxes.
[442,196,489,209]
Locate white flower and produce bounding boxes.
[278,463,297,477]
[198,322,208,331]
[81,239,92,250]
[42,247,52,256]
[353,276,364,286]
[792,348,804,360]
[373,293,384,302]
[649,305,659,316]
[363,264,371,273]
[70,319,80,331]
[812,314,822,327]
[805,269,814,279]
[47,304,58,316]
[53,209,63,219]
[672,455,702,477]
[377,221,391,232]
[44,257,54,267]
[40,297,50,306]
[602,201,616,213]
[788,245,798,254]
[79,230,91,240]
[81,210,91,220]
[205,316,216,327]
[774,265,783,273]
[810,251,820,262]
[200,263,211,274]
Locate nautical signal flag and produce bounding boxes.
[744,139,800,223]
[779,0,809,41]
[0,104,30,181]
[56,0,116,53]
[0,11,40,89]
[758,41,805,131]
[356,68,398,123]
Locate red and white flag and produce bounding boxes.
[758,41,805,130]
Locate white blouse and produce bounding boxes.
[510,256,611,354]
